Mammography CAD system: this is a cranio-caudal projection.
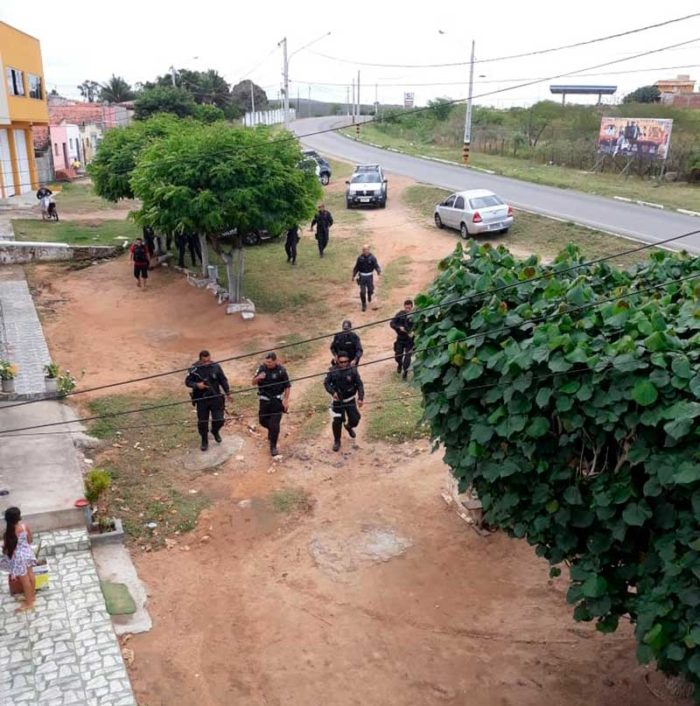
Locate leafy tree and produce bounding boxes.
[78,80,100,103]
[88,115,184,201]
[193,103,225,124]
[99,75,136,103]
[428,97,454,122]
[415,241,700,698]
[624,85,661,104]
[130,124,321,301]
[144,68,232,109]
[230,80,269,114]
[134,86,197,120]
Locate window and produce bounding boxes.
[6,67,24,96]
[28,74,42,100]
[443,195,456,208]
[454,196,465,210]
[54,143,59,156]
[469,195,504,209]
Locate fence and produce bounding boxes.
[243,108,296,128]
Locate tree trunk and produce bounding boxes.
[199,233,209,279]
[221,238,245,303]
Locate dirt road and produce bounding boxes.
[30,175,676,706]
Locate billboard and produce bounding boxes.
[597,117,673,161]
[403,92,415,109]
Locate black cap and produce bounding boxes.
[342,320,352,331]
[265,351,277,361]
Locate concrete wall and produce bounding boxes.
[0,240,120,264]
[35,149,54,185]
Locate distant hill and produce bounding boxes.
[268,98,403,118]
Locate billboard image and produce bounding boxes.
[597,117,673,161]
[403,92,415,109]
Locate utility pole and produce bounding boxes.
[250,81,255,127]
[308,85,311,117]
[374,82,379,118]
[280,37,290,129]
[169,66,177,87]
[356,70,361,138]
[346,85,350,116]
[463,39,475,164]
[351,78,356,124]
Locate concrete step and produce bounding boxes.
[36,527,90,557]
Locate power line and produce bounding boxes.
[307,13,700,69]
[290,63,700,89]
[2,223,698,413]
[0,270,696,436]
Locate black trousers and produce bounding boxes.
[358,275,374,306]
[259,398,284,448]
[394,338,414,372]
[316,233,329,257]
[285,240,298,263]
[196,396,225,443]
[187,235,202,265]
[331,399,361,442]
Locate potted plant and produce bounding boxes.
[44,362,60,393]
[0,359,18,393]
[57,369,83,398]
[84,468,124,545]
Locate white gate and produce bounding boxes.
[0,129,15,198]
[13,129,31,195]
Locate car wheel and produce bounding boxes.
[380,199,386,209]
[346,201,353,209]
[320,173,330,186]
[243,231,261,246]
[460,223,469,240]
[500,228,510,235]
[434,213,443,229]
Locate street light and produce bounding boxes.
[279,32,331,128]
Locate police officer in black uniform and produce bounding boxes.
[330,320,363,367]
[352,244,382,311]
[390,299,415,380]
[324,353,365,452]
[252,352,291,457]
[285,225,300,265]
[185,350,232,451]
[310,204,334,258]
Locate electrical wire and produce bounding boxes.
[306,13,700,69]
[2,224,698,413]
[1,269,696,436]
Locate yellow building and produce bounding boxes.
[0,21,49,198]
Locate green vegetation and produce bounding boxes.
[366,374,427,443]
[415,241,700,697]
[380,255,412,294]
[84,468,111,506]
[50,181,138,213]
[12,219,138,246]
[295,381,332,440]
[327,158,354,181]
[87,393,210,547]
[402,184,656,269]
[270,487,314,514]
[344,101,699,209]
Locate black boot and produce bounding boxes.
[345,424,356,439]
[201,439,209,451]
[213,431,222,443]
[333,440,341,452]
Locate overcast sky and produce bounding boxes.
[2,1,699,108]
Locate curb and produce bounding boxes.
[677,208,700,218]
[637,200,664,210]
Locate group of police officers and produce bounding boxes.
[185,243,414,456]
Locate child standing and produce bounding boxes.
[2,507,36,612]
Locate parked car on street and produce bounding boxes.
[434,189,513,238]
[222,228,281,246]
[345,165,388,208]
[302,149,332,185]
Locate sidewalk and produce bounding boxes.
[0,529,136,706]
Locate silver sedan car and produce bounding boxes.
[434,189,513,238]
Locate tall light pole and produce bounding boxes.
[463,39,475,164]
[279,32,331,128]
[250,81,255,126]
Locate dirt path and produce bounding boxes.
[31,174,678,706]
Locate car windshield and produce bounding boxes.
[351,173,380,183]
[469,195,503,209]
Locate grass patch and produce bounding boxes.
[381,255,413,294]
[207,233,363,316]
[270,487,314,514]
[51,181,138,213]
[322,188,365,225]
[12,218,139,246]
[275,332,321,364]
[402,184,657,268]
[86,393,211,548]
[366,374,427,443]
[327,158,354,181]
[345,123,699,211]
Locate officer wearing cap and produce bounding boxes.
[330,320,363,367]
[252,352,291,457]
[352,244,381,312]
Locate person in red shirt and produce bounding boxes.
[130,238,151,289]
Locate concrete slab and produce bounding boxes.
[92,544,152,636]
[0,400,86,531]
[182,435,244,472]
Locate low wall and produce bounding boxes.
[0,240,120,265]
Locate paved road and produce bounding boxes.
[293,117,700,254]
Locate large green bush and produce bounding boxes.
[414,242,700,696]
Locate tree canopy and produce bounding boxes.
[414,241,700,696]
[77,79,100,103]
[133,86,198,120]
[100,75,135,104]
[624,85,662,104]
